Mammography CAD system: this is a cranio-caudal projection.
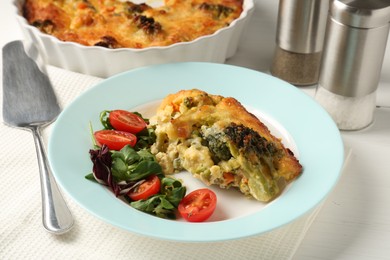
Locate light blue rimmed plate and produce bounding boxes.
[48,62,344,242]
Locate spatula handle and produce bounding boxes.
[31,126,74,234]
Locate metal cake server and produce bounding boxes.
[2,41,73,234]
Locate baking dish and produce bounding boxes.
[13,0,254,77]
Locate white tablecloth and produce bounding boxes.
[0,65,348,259]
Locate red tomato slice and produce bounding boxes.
[94,129,137,151]
[109,110,147,134]
[128,175,161,201]
[178,188,217,222]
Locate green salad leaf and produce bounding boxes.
[110,145,163,182]
[134,127,156,150]
[99,110,113,130]
[130,177,186,219]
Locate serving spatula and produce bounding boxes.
[2,41,73,234]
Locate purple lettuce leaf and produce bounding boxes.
[89,145,121,196]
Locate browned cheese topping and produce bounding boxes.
[23,0,243,48]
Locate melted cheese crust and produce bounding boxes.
[23,0,243,48]
[150,89,303,202]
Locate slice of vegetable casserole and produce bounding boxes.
[150,89,302,202]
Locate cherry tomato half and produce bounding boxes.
[127,175,161,201]
[178,188,217,222]
[94,129,137,151]
[109,110,147,134]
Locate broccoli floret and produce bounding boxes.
[133,15,162,35]
[202,132,232,163]
[126,2,150,14]
[199,3,234,19]
[201,123,280,166]
[32,19,55,34]
[224,123,283,200]
[200,126,231,163]
[94,36,120,48]
[224,123,278,158]
[200,123,284,201]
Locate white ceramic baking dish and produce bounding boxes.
[13,0,254,78]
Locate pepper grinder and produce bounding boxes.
[315,0,390,130]
[271,0,329,86]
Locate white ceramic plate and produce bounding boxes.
[48,62,344,242]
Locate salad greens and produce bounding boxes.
[86,110,186,219]
[110,145,162,182]
[129,177,186,219]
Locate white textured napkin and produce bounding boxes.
[0,65,327,260]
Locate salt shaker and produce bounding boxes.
[271,0,329,86]
[315,0,390,130]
